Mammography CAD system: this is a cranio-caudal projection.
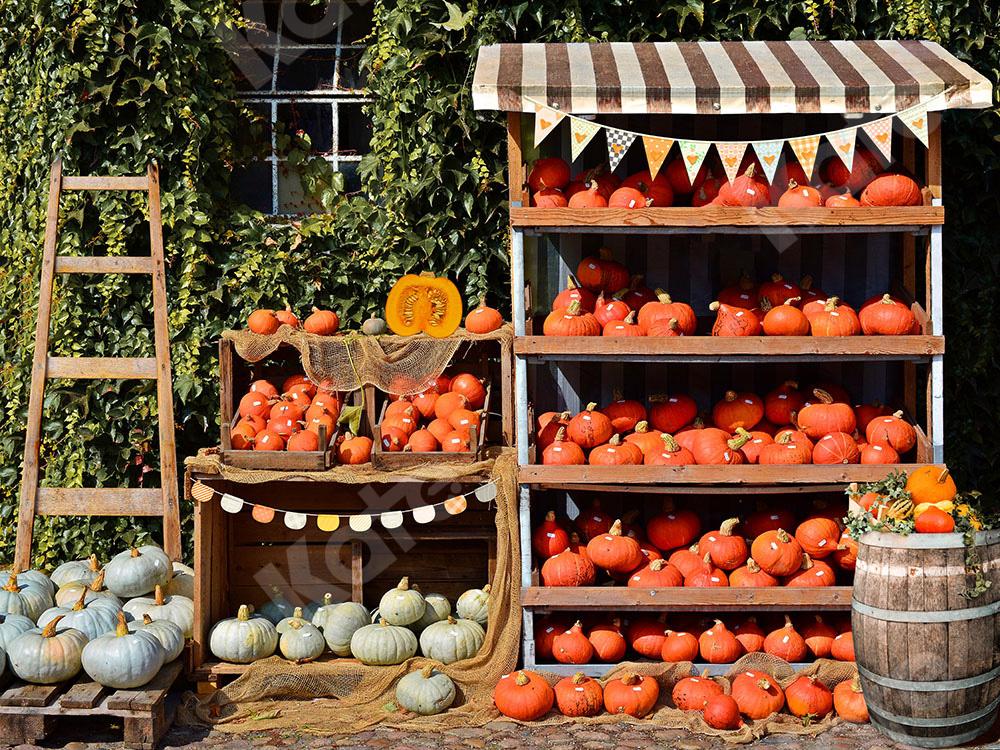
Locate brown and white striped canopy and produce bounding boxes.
[472,41,993,114]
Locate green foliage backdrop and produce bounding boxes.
[0,0,996,566]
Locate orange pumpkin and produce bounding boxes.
[712,391,764,432]
[594,291,632,327]
[758,431,813,465]
[544,300,602,337]
[554,672,604,717]
[552,276,597,313]
[303,307,339,336]
[567,181,609,209]
[576,248,629,294]
[710,301,761,337]
[832,531,859,571]
[574,498,613,541]
[600,394,647,434]
[703,694,743,730]
[643,433,696,466]
[731,669,785,719]
[385,273,463,338]
[763,615,807,662]
[785,676,834,719]
[493,671,554,721]
[784,554,837,587]
[834,677,869,723]
[861,442,900,464]
[812,432,860,465]
[801,615,837,658]
[751,529,803,577]
[627,615,670,659]
[336,433,371,464]
[795,517,841,559]
[534,616,568,661]
[797,389,856,439]
[915,506,956,533]
[865,411,916,454]
[540,548,596,587]
[552,621,594,664]
[628,558,683,588]
[808,297,861,336]
[586,520,643,573]
[588,620,626,662]
[861,173,922,207]
[661,630,700,662]
[648,394,698,434]
[859,294,916,335]
[826,191,862,208]
[699,518,749,571]
[274,307,299,328]
[604,673,659,717]
[905,466,957,505]
[685,553,729,588]
[566,403,614,449]
[647,503,701,551]
[433,391,468,421]
[589,434,643,466]
[831,631,855,662]
[253,429,284,451]
[700,620,744,663]
[638,291,697,335]
[532,511,570,558]
[730,558,778,588]
[731,616,766,652]
[762,298,810,336]
[247,309,280,335]
[528,158,570,191]
[602,311,643,337]
[672,674,723,710]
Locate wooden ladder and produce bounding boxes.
[14,159,181,570]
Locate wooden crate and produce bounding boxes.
[191,474,498,673]
[0,661,182,750]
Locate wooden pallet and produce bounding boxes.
[0,661,182,750]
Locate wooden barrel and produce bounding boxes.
[853,530,1000,748]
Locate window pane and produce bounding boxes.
[232,162,274,213]
[277,102,332,153]
[239,103,273,157]
[338,47,367,90]
[276,48,337,91]
[280,1,343,44]
[341,1,374,44]
[233,49,275,92]
[339,161,362,193]
[338,103,372,155]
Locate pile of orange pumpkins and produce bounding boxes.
[535,501,857,591]
[233,373,344,453]
[545,263,918,338]
[379,373,488,454]
[494,668,867,727]
[528,146,922,211]
[539,382,916,467]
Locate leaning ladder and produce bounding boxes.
[14,158,181,569]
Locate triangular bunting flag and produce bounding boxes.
[534,107,565,147]
[570,118,601,162]
[606,128,638,172]
[284,512,307,530]
[827,127,857,172]
[899,102,929,147]
[678,140,711,184]
[642,136,674,180]
[861,117,894,163]
[787,135,821,181]
[220,494,244,514]
[752,140,785,183]
[716,142,749,184]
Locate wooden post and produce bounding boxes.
[507,113,525,207]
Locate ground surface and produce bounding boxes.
[0,719,982,750]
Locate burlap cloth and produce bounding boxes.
[222,324,512,395]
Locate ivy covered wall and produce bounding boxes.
[0,0,996,566]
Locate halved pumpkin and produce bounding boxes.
[386,272,463,338]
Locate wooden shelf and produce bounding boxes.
[515,335,943,362]
[511,206,943,233]
[519,463,940,486]
[531,661,821,678]
[522,586,853,611]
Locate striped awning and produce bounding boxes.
[472,41,993,115]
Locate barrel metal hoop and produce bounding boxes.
[852,598,1000,623]
[867,693,1000,728]
[860,529,1000,549]
[870,718,996,748]
[858,662,1000,692]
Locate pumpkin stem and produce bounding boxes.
[620,673,641,686]
[237,604,251,621]
[759,298,772,313]
[851,676,863,693]
[783,614,794,628]
[483,584,491,594]
[879,293,895,305]
[787,180,798,191]
[446,615,457,624]
[650,559,667,571]
[776,431,793,445]
[728,430,751,451]
[776,528,791,543]
[553,426,568,443]
[607,519,623,537]
[154,585,166,607]
[746,558,762,573]
[88,554,100,572]
[565,299,583,316]
[292,606,303,619]
[719,518,740,537]
[745,163,757,178]
[42,615,65,638]
[812,388,834,405]
[421,665,435,679]
[514,671,530,687]
[823,297,840,312]
[634,420,650,434]
[757,678,773,690]
[688,542,700,554]
[115,611,129,637]
[143,614,154,625]
[937,467,951,484]
[131,547,142,558]
[655,289,672,304]
[90,569,107,592]
[73,587,88,611]
[571,672,587,685]
[598,247,614,261]
[289,620,303,630]
[608,434,622,446]
[800,275,813,291]
[585,402,598,412]
[397,577,410,591]
[323,593,333,606]
[799,553,814,571]
[784,296,801,306]
[661,433,680,452]
[566,275,580,291]
[709,301,721,312]
[3,573,18,593]
[623,311,637,325]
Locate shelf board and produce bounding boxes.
[519,464,940,486]
[522,586,853,611]
[515,335,943,362]
[511,206,943,233]
[530,661,820,678]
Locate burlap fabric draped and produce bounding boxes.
[222,324,512,395]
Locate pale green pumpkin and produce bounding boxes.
[418,616,485,664]
[50,555,102,589]
[258,587,296,624]
[350,621,417,665]
[37,589,120,641]
[164,562,195,600]
[396,665,456,715]
[319,602,369,656]
[455,585,490,627]
[82,612,164,689]
[128,614,185,663]
[279,620,325,663]
[378,577,426,626]
[0,569,55,597]
[209,605,278,664]
[55,569,122,609]
[0,613,35,652]
[8,616,88,684]
[104,546,171,598]
[276,607,309,634]
[122,585,194,638]
[310,593,338,630]
[410,592,451,634]
[0,573,52,621]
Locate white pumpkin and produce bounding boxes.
[209,605,278,664]
[164,562,195,600]
[279,620,325,663]
[0,573,52,621]
[7,616,88,684]
[122,585,194,638]
[276,607,309,634]
[410,592,451,634]
[310,593,338,630]
[396,665,456,715]
[55,570,122,609]
[104,546,171,598]
[320,602,369,657]
[350,621,417,665]
[50,555,102,588]
[82,612,164,689]
[0,613,35,652]
[378,577,426,627]
[128,614,184,663]
[0,569,55,597]
[419,616,485,664]
[37,589,120,641]
[455,585,490,627]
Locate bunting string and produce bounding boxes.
[525,90,950,183]
[189,480,497,532]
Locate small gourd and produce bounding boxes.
[50,555,102,588]
[350,621,418,666]
[275,606,309,634]
[0,572,52,621]
[8,616,88,684]
[104,546,171,598]
[279,620,326,663]
[128,614,185,663]
[396,665,456,715]
[209,604,278,664]
[419,616,485,664]
[319,601,369,656]
[455,584,490,628]
[37,588,120,641]
[82,611,164,689]
[410,592,451,633]
[362,314,388,336]
[378,577,426,627]
[122,585,194,638]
